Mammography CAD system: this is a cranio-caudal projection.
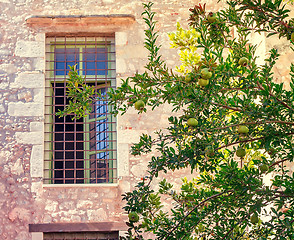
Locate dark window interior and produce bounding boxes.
[53,82,85,184]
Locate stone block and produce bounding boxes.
[30,122,43,132]
[117,143,129,177]
[16,132,43,145]
[117,129,148,144]
[77,200,93,209]
[0,104,5,113]
[8,102,43,116]
[116,58,127,74]
[17,91,33,102]
[45,200,58,212]
[0,182,6,193]
[31,182,42,194]
[116,45,148,59]
[8,207,31,222]
[87,208,107,221]
[130,162,148,177]
[30,145,43,178]
[115,32,128,46]
[119,180,131,193]
[11,158,24,175]
[33,88,44,103]
[11,72,44,89]
[0,63,17,74]
[32,232,43,240]
[102,0,115,3]
[15,40,44,58]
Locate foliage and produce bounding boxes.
[109,1,294,239]
[56,65,96,119]
[63,0,294,239]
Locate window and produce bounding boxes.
[44,34,117,184]
[43,232,119,240]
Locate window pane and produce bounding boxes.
[55,48,79,75]
[83,47,108,76]
[88,88,110,183]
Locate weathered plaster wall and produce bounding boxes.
[0,0,293,239]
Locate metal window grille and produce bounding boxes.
[43,232,119,240]
[44,34,117,184]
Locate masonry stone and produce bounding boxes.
[30,122,43,132]
[0,104,5,113]
[116,58,127,74]
[117,143,129,176]
[87,208,107,221]
[11,72,44,89]
[8,102,43,116]
[115,32,128,46]
[30,145,43,178]
[10,158,24,176]
[16,132,43,145]
[15,40,44,58]
[0,63,17,75]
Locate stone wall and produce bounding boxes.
[0,0,293,239]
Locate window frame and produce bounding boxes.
[44,35,117,185]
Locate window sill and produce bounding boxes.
[29,222,127,232]
[42,183,119,188]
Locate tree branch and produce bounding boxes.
[212,120,294,132]
[164,190,234,239]
[270,158,289,168]
[256,80,293,110]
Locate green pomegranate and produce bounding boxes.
[200,68,212,80]
[198,78,209,87]
[250,213,259,224]
[205,146,215,157]
[134,100,145,110]
[236,148,246,158]
[185,73,194,83]
[187,118,198,127]
[238,57,249,66]
[207,12,217,23]
[260,164,269,173]
[238,125,249,134]
[128,212,139,222]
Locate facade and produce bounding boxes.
[0,0,294,239]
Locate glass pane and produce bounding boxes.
[83,47,108,76]
[55,48,79,75]
[94,89,109,159]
